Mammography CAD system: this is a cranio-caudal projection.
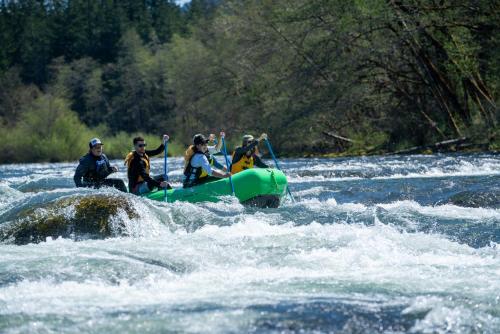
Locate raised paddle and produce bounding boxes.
[264,137,295,202]
[163,135,169,202]
[220,131,235,195]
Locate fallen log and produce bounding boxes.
[390,137,470,155]
[322,131,356,143]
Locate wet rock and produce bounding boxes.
[447,191,500,209]
[0,194,139,245]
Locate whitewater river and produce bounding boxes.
[0,154,499,333]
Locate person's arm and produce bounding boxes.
[103,154,115,176]
[197,155,229,178]
[145,143,165,157]
[212,156,226,170]
[145,135,169,157]
[136,158,161,188]
[233,139,259,156]
[211,133,224,153]
[212,169,229,178]
[253,155,269,168]
[197,155,213,176]
[73,158,88,187]
[217,135,223,152]
[232,141,258,165]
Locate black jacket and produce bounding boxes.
[74,152,114,187]
[232,140,269,168]
[127,144,164,191]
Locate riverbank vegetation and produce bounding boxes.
[0,0,498,163]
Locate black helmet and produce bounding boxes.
[193,134,209,145]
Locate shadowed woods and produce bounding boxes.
[0,0,499,164]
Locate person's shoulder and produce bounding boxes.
[79,153,91,163]
[124,151,138,168]
[193,152,206,159]
[131,152,142,162]
[101,153,109,160]
[192,152,208,163]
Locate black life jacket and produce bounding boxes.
[83,153,110,183]
[183,150,213,188]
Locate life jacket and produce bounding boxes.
[183,146,214,188]
[231,152,254,174]
[125,151,150,183]
[81,153,110,183]
[95,159,108,174]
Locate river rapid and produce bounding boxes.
[0,153,499,333]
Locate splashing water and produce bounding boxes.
[0,153,499,333]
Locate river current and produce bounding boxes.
[0,154,499,333]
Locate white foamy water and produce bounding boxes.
[1,221,499,333]
[0,153,499,333]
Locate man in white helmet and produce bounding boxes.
[230,133,269,174]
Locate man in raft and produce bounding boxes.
[183,134,230,188]
[74,138,127,192]
[231,133,269,174]
[125,135,171,195]
[207,133,223,155]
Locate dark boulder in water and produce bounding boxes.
[0,194,139,245]
[447,191,500,209]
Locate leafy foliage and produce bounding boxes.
[0,0,498,163]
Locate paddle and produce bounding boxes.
[220,131,235,195]
[163,136,169,202]
[264,137,295,202]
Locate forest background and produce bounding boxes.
[0,0,498,163]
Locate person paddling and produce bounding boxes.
[125,135,171,195]
[183,134,230,188]
[231,133,269,174]
[207,133,223,155]
[74,138,127,192]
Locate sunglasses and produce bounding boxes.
[137,143,147,148]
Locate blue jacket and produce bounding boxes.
[74,152,113,187]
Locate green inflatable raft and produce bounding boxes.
[143,168,288,208]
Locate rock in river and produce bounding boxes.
[0,194,139,245]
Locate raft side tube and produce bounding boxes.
[144,168,287,207]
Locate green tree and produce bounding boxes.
[106,29,175,133]
[0,94,94,163]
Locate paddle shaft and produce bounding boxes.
[164,141,168,202]
[264,139,295,202]
[221,137,235,195]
